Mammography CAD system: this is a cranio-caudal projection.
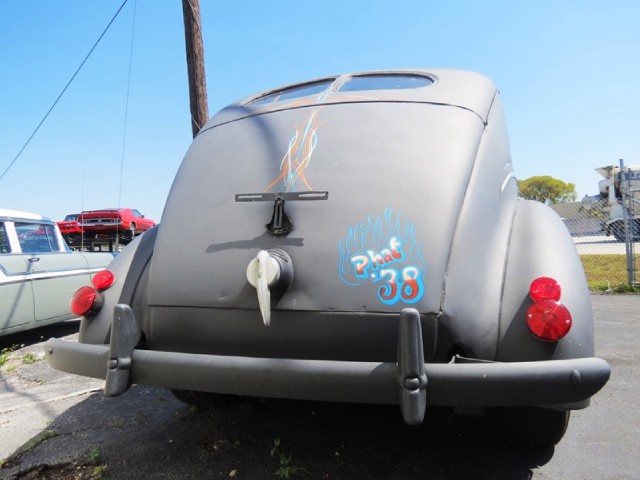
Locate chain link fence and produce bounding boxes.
[551,201,638,291]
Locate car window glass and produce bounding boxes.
[0,223,10,254]
[339,74,434,92]
[249,80,334,106]
[15,222,60,253]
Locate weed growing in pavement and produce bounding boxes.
[0,345,20,368]
[89,447,101,464]
[88,447,108,479]
[109,417,126,429]
[21,352,39,364]
[0,350,8,368]
[92,464,108,479]
[16,429,58,457]
[270,438,307,479]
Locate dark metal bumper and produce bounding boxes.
[45,305,610,426]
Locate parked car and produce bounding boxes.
[57,213,84,245]
[78,208,156,243]
[0,209,115,336]
[45,69,610,446]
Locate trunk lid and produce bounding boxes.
[150,98,488,316]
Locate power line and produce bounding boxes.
[0,0,130,183]
[117,0,138,216]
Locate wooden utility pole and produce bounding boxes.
[182,0,208,138]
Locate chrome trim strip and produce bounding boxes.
[0,267,103,285]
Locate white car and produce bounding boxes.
[0,208,114,336]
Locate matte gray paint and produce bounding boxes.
[498,200,595,361]
[48,69,609,414]
[152,102,485,315]
[45,336,609,407]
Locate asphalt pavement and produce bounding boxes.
[0,295,638,479]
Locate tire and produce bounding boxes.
[170,390,239,410]
[126,223,136,241]
[171,389,201,405]
[120,224,136,244]
[610,222,625,242]
[492,407,570,447]
[633,219,640,241]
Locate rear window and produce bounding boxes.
[248,73,434,106]
[249,79,335,105]
[339,74,434,92]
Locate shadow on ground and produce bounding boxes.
[1,321,80,351]
[1,385,554,480]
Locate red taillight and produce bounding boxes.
[70,286,103,316]
[529,276,561,302]
[92,269,115,290]
[526,300,572,341]
[526,277,572,341]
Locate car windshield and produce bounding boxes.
[15,222,60,253]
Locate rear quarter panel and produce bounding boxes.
[497,200,594,361]
[440,95,518,361]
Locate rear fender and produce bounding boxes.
[440,94,516,361]
[78,226,157,344]
[498,200,594,362]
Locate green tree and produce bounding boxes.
[517,175,577,204]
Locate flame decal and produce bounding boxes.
[338,208,427,305]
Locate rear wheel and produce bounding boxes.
[171,390,240,410]
[121,223,136,243]
[493,407,570,447]
[633,219,640,241]
[610,222,625,242]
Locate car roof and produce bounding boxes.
[205,68,497,130]
[0,208,52,223]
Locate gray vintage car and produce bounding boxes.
[46,69,610,446]
[1,209,114,336]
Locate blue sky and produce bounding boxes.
[1,1,638,222]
